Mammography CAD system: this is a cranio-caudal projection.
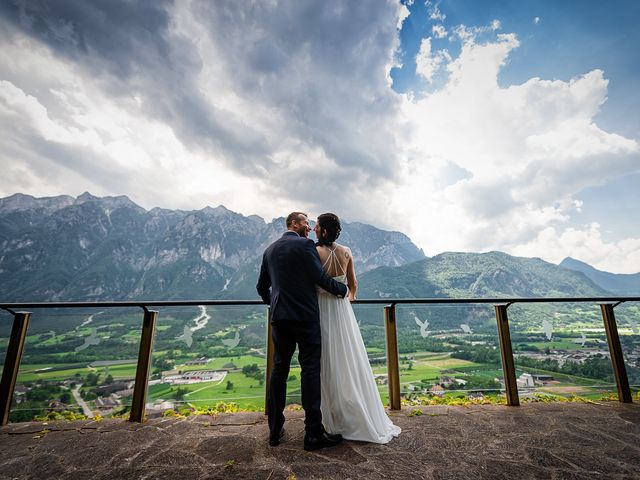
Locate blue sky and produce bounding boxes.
[393,0,640,138]
[0,0,638,272]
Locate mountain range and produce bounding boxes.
[0,193,424,301]
[559,257,640,296]
[0,193,637,303]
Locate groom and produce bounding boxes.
[257,212,348,451]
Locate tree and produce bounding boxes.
[174,387,188,401]
[85,372,100,386]
[226,381,234,390]
[242,363,262,381]
[104,374,114,384]
[59,392,72,404]
[153,355,174,371]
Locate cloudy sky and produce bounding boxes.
[1,0,639,272]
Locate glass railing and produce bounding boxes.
[6,307,141,422]
[509,303,617,400]
[395,304,503,402]
[1,295,637,424]
[146,305,269,415]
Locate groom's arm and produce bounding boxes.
[256,252,271,304]
[303,240,348,298]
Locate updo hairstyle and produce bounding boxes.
[316,213,341,246]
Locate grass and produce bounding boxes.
[99,363,137,379]
[172,354,267,372]
[15,361,139,383]
[17,365,92,382]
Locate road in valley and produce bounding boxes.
[71,383,94,418]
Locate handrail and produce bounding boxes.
[2,295,639,310]
[0,296,637,425]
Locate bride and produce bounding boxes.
[314,213,401,444]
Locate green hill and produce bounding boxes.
[358,251,610,299]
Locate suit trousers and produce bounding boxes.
[268,320,323,436]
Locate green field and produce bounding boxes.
[17,364,92,382]
[171,354,267,372]
[522,340,584,350]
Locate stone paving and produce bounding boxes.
[0,402,638,479]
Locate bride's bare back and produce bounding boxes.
[316,243,358,301]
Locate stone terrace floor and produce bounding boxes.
[0,402,639,479]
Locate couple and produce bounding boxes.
[257,212,401,451]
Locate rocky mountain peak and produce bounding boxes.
[201,205,234,216]
[74,192,144,212]
[0,193,74,214]
[75,192,98,203]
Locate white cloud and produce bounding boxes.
[426,2,446,21]
[432,24,447,39]
[533,16,541,25]
[452,21,504,44]
[415,37,451,82]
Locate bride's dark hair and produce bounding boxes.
[316,213,341,246]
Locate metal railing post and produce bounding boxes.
[264,307,274,415]
[599,302,632,403]
[0,311,30,426]
[384,304,401,410]
[129,308,158,422]
[494,303,519,406]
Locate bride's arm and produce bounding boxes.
[345,247,358,301]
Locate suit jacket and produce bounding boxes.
[257,231,348,324]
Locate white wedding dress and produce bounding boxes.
[317,246,401,444]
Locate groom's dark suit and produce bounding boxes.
[257,231,347,437]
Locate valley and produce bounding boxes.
[3,301,639,422]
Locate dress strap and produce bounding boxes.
[322,248,333,269]
[322,245,346,276]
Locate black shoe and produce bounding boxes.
[303,430,343,451]
[320,426,343,443]
[324,431,343,443]
[269,427,285,446]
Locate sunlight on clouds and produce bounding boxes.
[0,80,70,141]
[415,38,436,82]
[396,3,411,31]
[394,26,640,271]
[0,29,275,216]
[512,223,640,274]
